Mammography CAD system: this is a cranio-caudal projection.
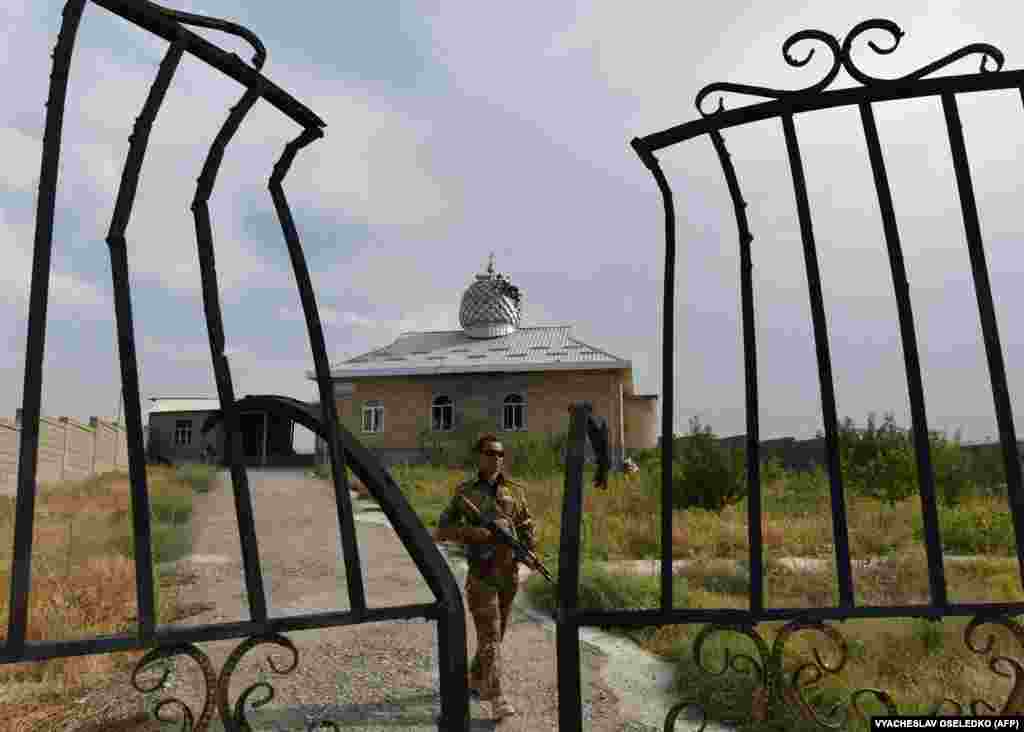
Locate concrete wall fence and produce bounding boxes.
[0,409,138,495]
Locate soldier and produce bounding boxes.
[432,433,537,720]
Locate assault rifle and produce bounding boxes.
[457,495,556,585]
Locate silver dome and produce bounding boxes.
[459,255,522,338]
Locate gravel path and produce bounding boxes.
[61,468,632,731]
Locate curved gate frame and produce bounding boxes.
[3,2,470,730]
[557,18,1024,732]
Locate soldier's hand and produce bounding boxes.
[489,518,515,544]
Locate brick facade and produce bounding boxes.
[624,394,658,451]
[336,368,648,466]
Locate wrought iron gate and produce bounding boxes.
[554,18,1024,732]
[8,6,1024,731]
[3,2,471,730]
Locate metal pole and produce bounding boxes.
[262,412,268,467]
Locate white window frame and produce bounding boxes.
[432,395,454,431]
[502,394,526,432]
[362,401,384,433]
[174,419,193,446]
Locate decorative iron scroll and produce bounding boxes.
[132,633,343,732]
[696,18,1005,116]
[662,614,1024,731]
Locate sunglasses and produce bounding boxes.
[482,449,505,458]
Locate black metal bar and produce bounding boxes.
[630,143,676,613]
[556,402,589,732]
[0,604,439,664]
[860,101,948,607]
[192,86,268,624]
[572,600,1024,628]
[8,595,1024,666]
[290,394,470,727]
[634,68,1024,153]
[780,113,855,609]
[330,423,466,608]
[104,39,185,643]
[89,0,323,129]
[269,128,367,617]
[708,129,764,616]
[6,0,88,658]
[435,595,471,732]
[942,91,1024,588]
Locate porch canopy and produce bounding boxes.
[200,394,325,438]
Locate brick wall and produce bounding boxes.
[526,369,622,462]
[63,417,97,483]
[91,417,120,474]
[339,377,432,450]
[0,418,16,489]
[0,412,132,495]
[624,394,658,450]
[335,369,626,464]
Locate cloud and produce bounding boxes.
[37,43,457,302]
[0,127,41,190]
[140,336,212,365]
[0,208,110,311]
[274,77,454,231]
[277,306,376,329]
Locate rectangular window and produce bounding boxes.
[503,404,525,431]
[174,419,193,446]
[362,404,384,433]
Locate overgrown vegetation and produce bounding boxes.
[0,466,201,725]
[341,413,1023,730]
[174,461,218,494]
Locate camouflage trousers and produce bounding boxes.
[465,569,518,701]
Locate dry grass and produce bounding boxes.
[4,459,1016,729]
[391,462,1024,728]
[0,467,192,726]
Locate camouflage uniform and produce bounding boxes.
[435,472,536,701]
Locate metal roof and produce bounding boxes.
[309,326,631,380]
[147,398,221,415]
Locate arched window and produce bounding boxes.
[502,393,525,431]
[432,395,454,431]
[362,400,384,433]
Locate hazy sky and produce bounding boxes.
[2,0,1023,446]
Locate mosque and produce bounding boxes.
[147,257,658,469]
[315,256,658,468]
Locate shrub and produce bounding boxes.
[630,447,660,471]
[912,503,1014,555]
[788,464,829,497]
[502,430,568,479]
[963,444,1007,497]
[311,461,331,480]
[149,490,192,525]
[928,430,976,506]
[525,559,689,617]
[110,520,191,564]
[761,456,786,485]
[416,414,496,469]
[670,417,747,513]
[838,412,917,505]
[175,462,217,494]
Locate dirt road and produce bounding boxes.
[67,467,629,731]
